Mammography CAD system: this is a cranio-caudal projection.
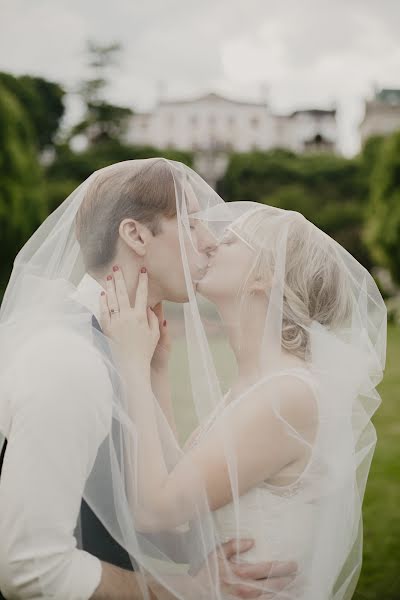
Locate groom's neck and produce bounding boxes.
[89,268,163,310]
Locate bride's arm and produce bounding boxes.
[124,364,316,532]
[102,269,317,532]
[151,366,179,442]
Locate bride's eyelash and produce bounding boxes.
[220,234,234,245]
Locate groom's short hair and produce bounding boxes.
[76,159,177,270]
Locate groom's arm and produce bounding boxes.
[91,562,156,600]
[0,330,129,600]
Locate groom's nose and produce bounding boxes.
[196,225,217,257]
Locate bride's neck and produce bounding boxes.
[218,295,266,381]
[218,294,305,388]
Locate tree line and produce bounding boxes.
[0,43,399,307]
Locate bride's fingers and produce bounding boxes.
[99,291,110,330]
[152,302,164,325]
[105,273,119,316]
[147,307,161,339]
[134,267,148,317]
[152,302,169,342]
[112,265,131,312]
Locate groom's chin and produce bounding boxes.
[195,281,209,299]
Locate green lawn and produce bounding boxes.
[170,322,400,599]
[353,324,400,599]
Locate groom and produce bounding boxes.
[0,159,297,599]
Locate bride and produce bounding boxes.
[100,195,386,599]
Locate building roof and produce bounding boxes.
[132,93,337,121]
[289,108,336,118]
[158,92,268,108]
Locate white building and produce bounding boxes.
[360,88,400,144]
[128,92,338,186]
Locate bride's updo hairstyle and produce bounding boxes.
[233,207,352,360]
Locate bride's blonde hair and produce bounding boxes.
[233,207,351,360]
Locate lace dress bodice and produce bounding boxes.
[186,368,324,596]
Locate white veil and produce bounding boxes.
[0,158,386,599]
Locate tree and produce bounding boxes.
[70,41,133,146]
[218,150,372,268]
[364,130,400,283]
[0,72,65,151]
[0,84,45,289]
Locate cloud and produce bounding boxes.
[0,0,399,154]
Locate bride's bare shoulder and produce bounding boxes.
[247,370,319,431]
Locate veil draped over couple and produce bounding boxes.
[0,158,386,600]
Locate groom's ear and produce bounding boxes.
[119,218,150,257]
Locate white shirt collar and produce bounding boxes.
[71,273,104,322]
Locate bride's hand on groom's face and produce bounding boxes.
[100,266,160,376]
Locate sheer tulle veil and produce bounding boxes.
[0,158,386,599]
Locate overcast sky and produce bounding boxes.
[1,0,399,155]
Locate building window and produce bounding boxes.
[190,115,198,126]
[250,116,259,129]
[227,116,235,127]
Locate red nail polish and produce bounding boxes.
[113,265,119,272]
[140,267,147,273]
[163,320,167,327]
[107,275,112,281]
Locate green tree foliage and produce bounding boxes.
[360,135,385,186]
[0,72,65,150]
[218,150,371,268]
[364,130,400,283]
[0,84,45,288]
[70,42,133,146]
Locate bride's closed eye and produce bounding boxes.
[220,232,236,245]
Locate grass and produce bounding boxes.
[169,321,400,599]
[353,324,400,599]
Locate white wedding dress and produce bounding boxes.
[187,367,326,598]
